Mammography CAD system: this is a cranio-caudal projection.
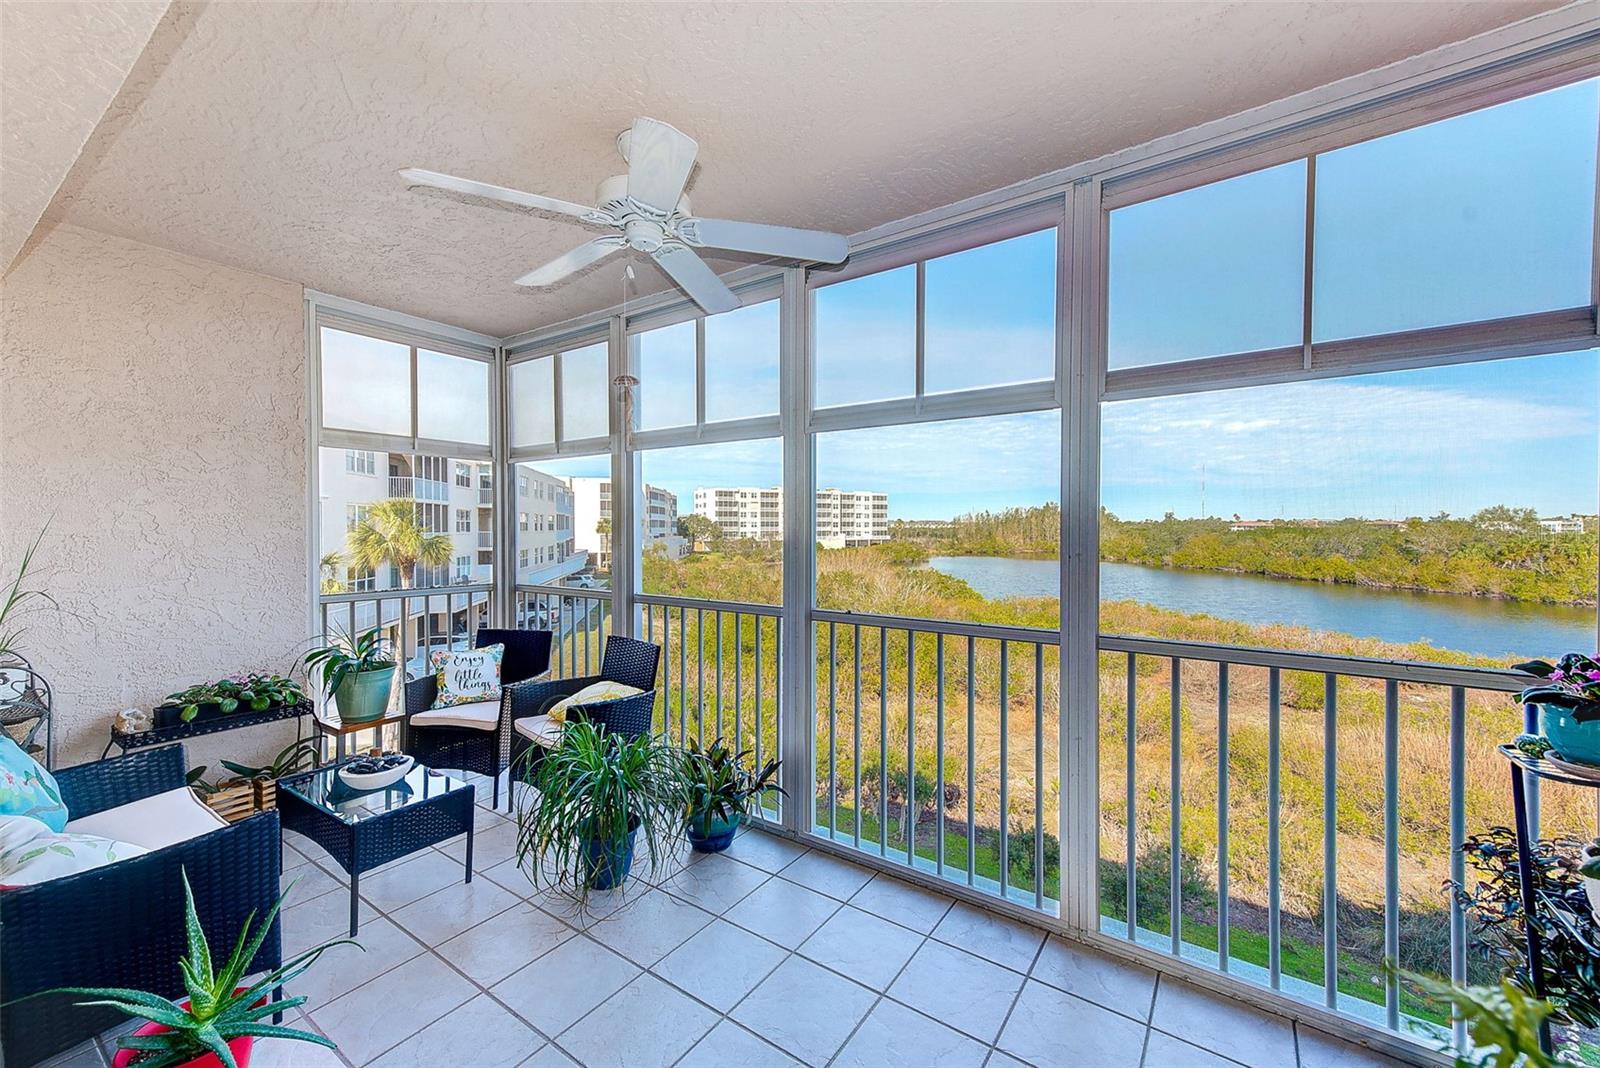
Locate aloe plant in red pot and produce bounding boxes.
[45,872,356,1068]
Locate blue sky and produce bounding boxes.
[517,78,1598,525]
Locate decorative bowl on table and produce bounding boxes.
[337,752,413,791]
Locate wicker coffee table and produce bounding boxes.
[276,760,476,936]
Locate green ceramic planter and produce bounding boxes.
[334,665,396,723]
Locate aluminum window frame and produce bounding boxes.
[505,323,613,461]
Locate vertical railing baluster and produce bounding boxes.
[1217,662,1230,972]
[1323,673,1338,1010]
[1268,667,1282,988]
[772,617,782,822]
[967,637,977,886]
[1126,652,1137,940]
[715,611,724,741]
[696,607,705,743]
[1384,679,1400,1031]
[663,604,674,741]
[853,623,862,850]
[754,617,763,786]
[1449,686,1467,1051]
[906,630,916,867]
[734,613,743,757]
[999,640,1010,898]
[679,606,688,741]
[828,622,837,838]
[880,627,889,858]
[1034,643,1045,910]
[936,634,946,878]
[1169,657,1182,955]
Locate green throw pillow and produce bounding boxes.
[0,734,66,831]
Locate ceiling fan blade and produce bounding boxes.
[650,243,740,314]
[399,168,601,222]
[626,118,698,213]
[514,239,626,287]
[678,217,849,265]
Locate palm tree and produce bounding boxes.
[346,499,453,589]
[319,551,345,595]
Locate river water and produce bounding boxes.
[926,556,1596,659]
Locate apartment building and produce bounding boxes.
[693,486,889,549]
[567,476,684,570]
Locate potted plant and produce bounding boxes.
[304,628,395,724]
[155,674,306,728]
[680,737,781,853]
[1581,839,1600,928]
[1514,654,1600,766]
[43,871,355,1068]
[1396,969,1564,1068]
[513,720,687,899]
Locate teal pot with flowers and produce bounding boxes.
[1515,653,1600,766]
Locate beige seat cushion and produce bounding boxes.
[64,786,228,853]
[512,714,563,749]
[410,698,501,731]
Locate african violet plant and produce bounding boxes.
[1513,654,1600,722]
[160,673,305,723]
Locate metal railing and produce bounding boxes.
[1095,634,1541,1044]
[315,584,495,694]
[512,584,613,678]
[638,594,784,821]
[811,609,1060,914]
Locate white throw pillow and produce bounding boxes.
[545,681,643,724]
[0,814,147,886]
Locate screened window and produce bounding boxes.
[560,343,610,442]
[813,265,917,408]
[1108,161,1306,368]
[705,300,780,423]
[639,438,783,606]
[509,357,556,448]
[321,328,489,445]
[515,454,609,588]
[924,229,1057,393]
[635,320,696,431]
[417,349,489,445]
[1313,78,1599,340]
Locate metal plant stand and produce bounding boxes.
[1497,744,1600,1054]
[0,654,53,768]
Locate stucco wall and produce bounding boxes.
[0,223,307,769]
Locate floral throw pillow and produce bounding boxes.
[0,734,66,831]
[430,643,505,709]
[0,814,147,885]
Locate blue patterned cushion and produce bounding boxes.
[0,734,66,831]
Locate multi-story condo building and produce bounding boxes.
[567,477,683,570]
[513,465,582,586]
[692,486,889,549]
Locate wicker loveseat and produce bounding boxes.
[0,744,283,1068]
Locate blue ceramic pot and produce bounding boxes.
[687,809,740,853]
[583,824,638,890]
[1540,703,1600,766]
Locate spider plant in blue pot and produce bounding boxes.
[681,738,782,853]
[1514,653,1600,766]
[512,720,688,899]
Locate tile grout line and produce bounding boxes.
[817,887,955,1067]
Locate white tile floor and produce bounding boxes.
[46,776,1413,1068]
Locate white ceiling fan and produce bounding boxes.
[400,117,850,315]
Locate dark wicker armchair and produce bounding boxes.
[0,744,282,1068]
[404,628,553,809]
[509,635,661,787]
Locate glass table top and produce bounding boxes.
[280,762,471,824]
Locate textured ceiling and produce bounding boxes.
[32,0,1562,337]
[0,0,168,273]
